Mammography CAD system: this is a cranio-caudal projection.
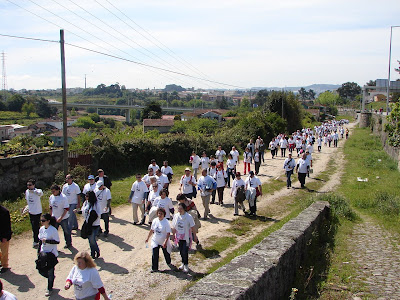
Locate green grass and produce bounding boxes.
[0,111,41,126]
[336,114,355,123]
[195,236,237,259]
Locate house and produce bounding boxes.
[0,125,13,141]
[38,116,79,130]
[47,127,85,146]
[143,119,174,133]
[181,109,229,122]
[28,123,58,137]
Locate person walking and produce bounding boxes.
[245,171,262,216]
[151,189,174,221]
[82,175,97,194]
[215,145,226,166]
[179,168,197,199]
[243,147,252,175]
[283,153,296,189]
[269,138,277,159]
[259,139,266,162]
[0,205,12,274]
[231,172,246,216]
[62,174,81,231]
[37,213,60,297]
[25,179,43,248]
[207,162,217,204]
[161,160,174,183]
[171,203,197,273]
[94,182,112,237]
[226,154,236,187]
[65,252,110,300]
[229,146,240,166]
[214,163,227,205]
[82,191,101,259]
[279,136,288,157]
[246,139,255,163]
[95,169,112,190]
[145,208,174,273]
[296,153,310,188]
[200,152,210,170]
[254,148,261,175]
[128,174,149,225]
[189,151,201,180]
[148,159,160,174]
[49,185,72,249]
[197,169,215,220]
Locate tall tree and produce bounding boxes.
[7,94,25,112]
[298,88,308,100]
[254,90,269,106]
[22,102,35,117]
[141,101,162,121]
[308,89,316,100]
[337,82,361,100]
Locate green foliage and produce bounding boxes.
[337,82,361,101]
[141,101,162,121]
[315,91,341,106]
[89,113,101,123]
[74,116,97,129]
[7,94,25,112]
[0,135,55,157]
[384,102,400,147]
[22,102,35,117]
[35,97,57,118]
[215,96,229,109]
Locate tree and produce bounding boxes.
[315,91,340,106]
[366,80,376,86]
[74,116,97,129]
[35,97,57,117]
[254,90,269,107]
[298,88,308,100]
[22,102,35,117]
[308,89,316,100]
[216,96,228,109]
[337,82,361,100]
[7,94,25,112]
[141,101,162,121]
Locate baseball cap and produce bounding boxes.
[185,167,191,171]
[88,175,95,180]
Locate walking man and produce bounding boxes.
[25,179,43,248]
[128,174,149,225]
[197,169,215,220]
[296,153,310,189]
[283,153,296,189]
[62,174,81,231]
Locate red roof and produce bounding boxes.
[143,119,174,127]
[48,127,85,137]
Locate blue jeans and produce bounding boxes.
[178,240,189,265]
[68,204,78,231]
[55,218,72,246]
[88,226,100,258]
[39,266,55,290]
[286,170,293,187]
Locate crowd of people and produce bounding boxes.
[0,119,349,299]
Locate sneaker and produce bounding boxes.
[64,244,72,249]
[33,242,39,248]
[103,231,109,237]
[150,269,158,273]
[45,289,52,297]
[178,264,184,270]
[167,263,175,270]
[183,265,189,273]
[0,267,10,274]
[233,213,238,216]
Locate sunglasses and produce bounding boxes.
[27,184,33,186]
[41,219,48,222]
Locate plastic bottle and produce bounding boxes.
[108,291,113,299]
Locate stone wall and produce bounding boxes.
[370,113,400,170]
[178,201,330,300]
[0,150,63,199]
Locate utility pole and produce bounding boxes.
[1,51,7,101]
[60,30,68,176]
[84,74,87,89]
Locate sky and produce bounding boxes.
[0,0,400,91]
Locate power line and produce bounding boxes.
[0,33,245,88]
[101,0,212,81]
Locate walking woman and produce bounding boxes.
[243,147,252,175]
[145,208,174,272]
[171,203,197,273]
[37,213,59,297]
[226,154,236,187]
[214,163,227,205]
[65,251,110,300]
[81,191,101,259]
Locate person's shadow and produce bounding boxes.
[1,270,35,292]
[95,257,129,274]
[99,233,134,252]
[49,288,71,299]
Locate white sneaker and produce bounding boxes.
[183,265,189,273]
[45,289,52,297]
[178,264,184,270]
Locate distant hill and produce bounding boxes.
[251,84,341,94]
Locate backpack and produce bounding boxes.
[236,186,246,203]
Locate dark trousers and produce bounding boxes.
[178,240,189,265]
[318,145,321,152]
[271,149,276,158]
[260,151,265,162]
[334,139,338,147]
[298,172,307,187]
[255,161,261,175]
[217,187,225,204]
[184,193,193,200]
[152,245,171,271]
[101,213,109,233]
[281,148,286,157]
[286,170,293,187]
[39,267,55,290]
[296,148,301,156]
[88,226,100,258]
[29,213,41,243]
[226,168,235,187]
[250,197,257,214]
[211,189,216,203]
[328,141,331,147]
[55,218,72,246]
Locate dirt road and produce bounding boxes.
[1,124,354,299]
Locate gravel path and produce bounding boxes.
[350,218,400,300]
[0,126,353,299]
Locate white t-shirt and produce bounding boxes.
[0,290,17,300]
[254,152,260,163]
[215,150,226,162]
[306,144,314,154]
[245,176,262,189]
[200,156,210,169]
[148,164,160,173]
[148,189,160,205]
[25,188,43,215]
[62,182,81,205]
[49,193,69,220]
[191,155,201,169]
[269,141,276,150]
[214,170,228,188]
[171,212,195,244]
[279,139,288,148]
[156,174,169,188]
[227,158,236,169]
[82,183,96,194]
[161,166,173,175]
[230,150,240,163]
[231,178,245,197]
[283,157,296,171]
[207,167,217,177]
[39,225,60,257]
[152,196,174,219]
[67,266,104,300]
[82,201,101,227]
[180,175,196,194]
[142,174,153,187]
[94,187,112,214]
[295,140,302,148]
[130,181,149,204]
[243,151,252,163]
[151,217,171,248]
[297,158,309,173]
